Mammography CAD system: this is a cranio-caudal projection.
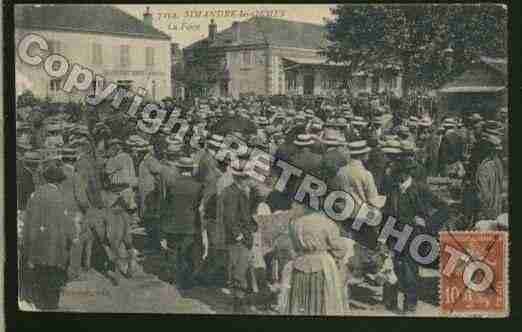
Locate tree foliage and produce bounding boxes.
[322,4,507,89]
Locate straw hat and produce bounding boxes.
[69,137,89,148]
[207,134,224,149]
[322,131,347,146]
[442,118,457,129]
[400,140,418,153]
[23,151,42,163]
[348,140,371,155]
[61,147,78,160]
[165,140,183,154]
[352,116,368,127]
[293,134,315,147]
[333,118,349,128]
[107,138,123,147]
[175,156,196,169]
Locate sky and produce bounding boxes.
[116,4,335,48]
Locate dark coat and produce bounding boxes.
[320,148,348,183]
[292,148,323,177]
[384,181,448,236]
[23,183,76,268]
[17,160,35,210]
[438,130,464,169]
[366,149,388,193]
[161,175,203,235]
[222,183,258,249]
[196,149,220,185]
[74,154,104,209]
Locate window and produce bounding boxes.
[50,79,61,91]
[287,72,297,91]
[391,76,398,89]
[146,47,155,67]
[92,43,102,65]
[255,51,265,65]
[242,51,251,65]
[229,52,240,65]
[120,45,130,67]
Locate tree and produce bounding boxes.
[183,43,225,98]
[322,4,507,90]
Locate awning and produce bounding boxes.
[283,57,346,68]
[439,86,506,93]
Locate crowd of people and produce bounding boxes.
[16,91,508,314]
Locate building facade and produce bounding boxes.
[184,17,403,98]
[15,5,172,102]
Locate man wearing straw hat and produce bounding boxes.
[196,134,225,185]
[105,138,138,191]
[334,139,386,284]
[136,136,164,253]
[60,146,92,280]
[222,159,259,312]
[438,118,465,177]
[160,156,205,290]
[72,137,104,210]
[474,134,504,222]
[319,131,349,185]
[291,134,322,178]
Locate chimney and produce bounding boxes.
[143,6,153,27]
[209,19,217,42]
[232,21,240,44]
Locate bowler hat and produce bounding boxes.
[43,164,66,183]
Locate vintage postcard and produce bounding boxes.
[13,3,509,317]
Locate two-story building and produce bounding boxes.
[183,16,403,98]
[15,4,172,102]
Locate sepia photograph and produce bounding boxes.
[11,3,509,317]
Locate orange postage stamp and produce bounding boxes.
[439,231,509,317]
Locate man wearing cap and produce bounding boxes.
[366,136,388,193]
[61,147,93,280]
[198,149,234,288]
[333,139,386,283]
[196,134,224,185]
[160,157,204,289]
[291,134,323,178]
[22,165,76,309]
[319,132,349,185]
[137,140,164,253]
[221,160,259,312]
[474,134,504,221]
[105,138,137,191]
[17,148,37,211]
[73,138,104,210]
[84,186,139,285]
[438,118,465,176]
[160,138,182,186]
[382,158,448,313]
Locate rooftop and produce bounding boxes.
[15,4,171,40]
[185,16,328,50]
[439,57,507,93]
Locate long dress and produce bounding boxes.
[284,211,350,316]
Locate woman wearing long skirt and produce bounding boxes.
[283,206,351,316]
